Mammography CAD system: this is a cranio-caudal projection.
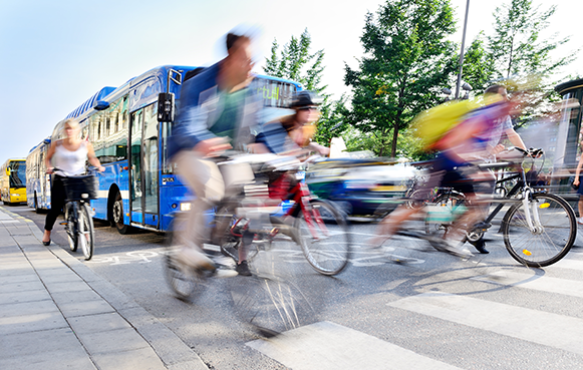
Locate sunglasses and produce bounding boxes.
[298,106,319,111]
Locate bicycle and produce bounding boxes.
[164,153,322,336]
[214,153,351,276]
[57,168,98,261]
[428,147,577,267]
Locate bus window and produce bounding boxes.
[91,95,129,164]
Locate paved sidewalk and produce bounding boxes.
[0,207,209,370]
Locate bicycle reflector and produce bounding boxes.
[539,203,550,209]
[522,249,532,256]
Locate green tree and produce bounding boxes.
[488,0,576,79]
[458,32,496,94]
[264,28,347,146]
[264,29,326,92]
[344,0,458,157]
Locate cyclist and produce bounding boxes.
[256,90,329,156]
[469,84,528,254]
[368,92,523,258]
[42,118,105,246]
[255,91,328,203]
[168,31,262,277]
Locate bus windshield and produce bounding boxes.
[9,162,26,188]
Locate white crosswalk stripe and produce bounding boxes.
[247,321,463,370]
[472,270,583,298]
[388,291,583,356]
[248,254,583,369]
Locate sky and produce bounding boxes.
[0,0,580,162]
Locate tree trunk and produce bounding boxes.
[506,33,515,79]
[391,125,399,157]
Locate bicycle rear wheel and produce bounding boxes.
[295,200,351,275]
[502,193,576,267]
[78,203,94,260]
[424,191,466,241]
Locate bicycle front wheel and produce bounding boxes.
[78,203,94,260]
[502,193,576,267]
[65,203,78,252]
[295,200,351,276]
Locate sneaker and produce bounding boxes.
[236,260,252,277]
[214,269,239,278]
[470,239,489,254]
[176,247,215,271]
[442,240,473,259]
[213,255,236,269]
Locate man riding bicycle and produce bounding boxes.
[369,90,525,258]
[168,31,262,277]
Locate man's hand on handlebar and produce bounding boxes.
[194,137,232,157]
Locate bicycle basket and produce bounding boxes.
[62,174,98,201]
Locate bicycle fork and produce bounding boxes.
[293,183,328,240]
[521,189,543,234]
[67,202,79,235]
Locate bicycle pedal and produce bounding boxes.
[59,221,67,226]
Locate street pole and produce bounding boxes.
[455,0,470,99]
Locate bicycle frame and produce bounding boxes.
[482,159,543,233]
[284,182,328,240]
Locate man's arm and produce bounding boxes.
[505,128,527,151]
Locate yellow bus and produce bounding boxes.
[0,159,27,205]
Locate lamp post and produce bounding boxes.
[455,0,470,99]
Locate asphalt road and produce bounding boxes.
[7,203,583,370]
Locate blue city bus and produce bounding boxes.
[48,65,301,234]
[26,137,52,211]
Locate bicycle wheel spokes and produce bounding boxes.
[66,205,78,252]
[296,201,350,275]
[503,194,576,267]
[231,272,316,337]
[79,203,94,260]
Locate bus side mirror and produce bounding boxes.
[94,100,110,111]
[6,168,10,176]
[157,93,175,122]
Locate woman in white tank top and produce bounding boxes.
[42,118,105,245]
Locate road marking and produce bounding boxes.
[246,321,462,370]
[388,292,583,356]
[550,258,583,271]
[472,270,583,298]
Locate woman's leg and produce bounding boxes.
[43,175,66,242]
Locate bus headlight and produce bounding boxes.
[180,202,191,211]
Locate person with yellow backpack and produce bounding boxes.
[368,85,527,257]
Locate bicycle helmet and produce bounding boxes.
[290,91,323,109]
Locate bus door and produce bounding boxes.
[129,105,159,228]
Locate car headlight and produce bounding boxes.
[180,202,191,212]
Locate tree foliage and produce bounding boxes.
[264,29,327,94]
[458,32,496,94]
[344,0,458,157]
[263,28,347,146]
[488,0,576,79]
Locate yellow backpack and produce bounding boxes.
[412,95,502,150]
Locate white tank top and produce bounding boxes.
[53,142,88,176]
